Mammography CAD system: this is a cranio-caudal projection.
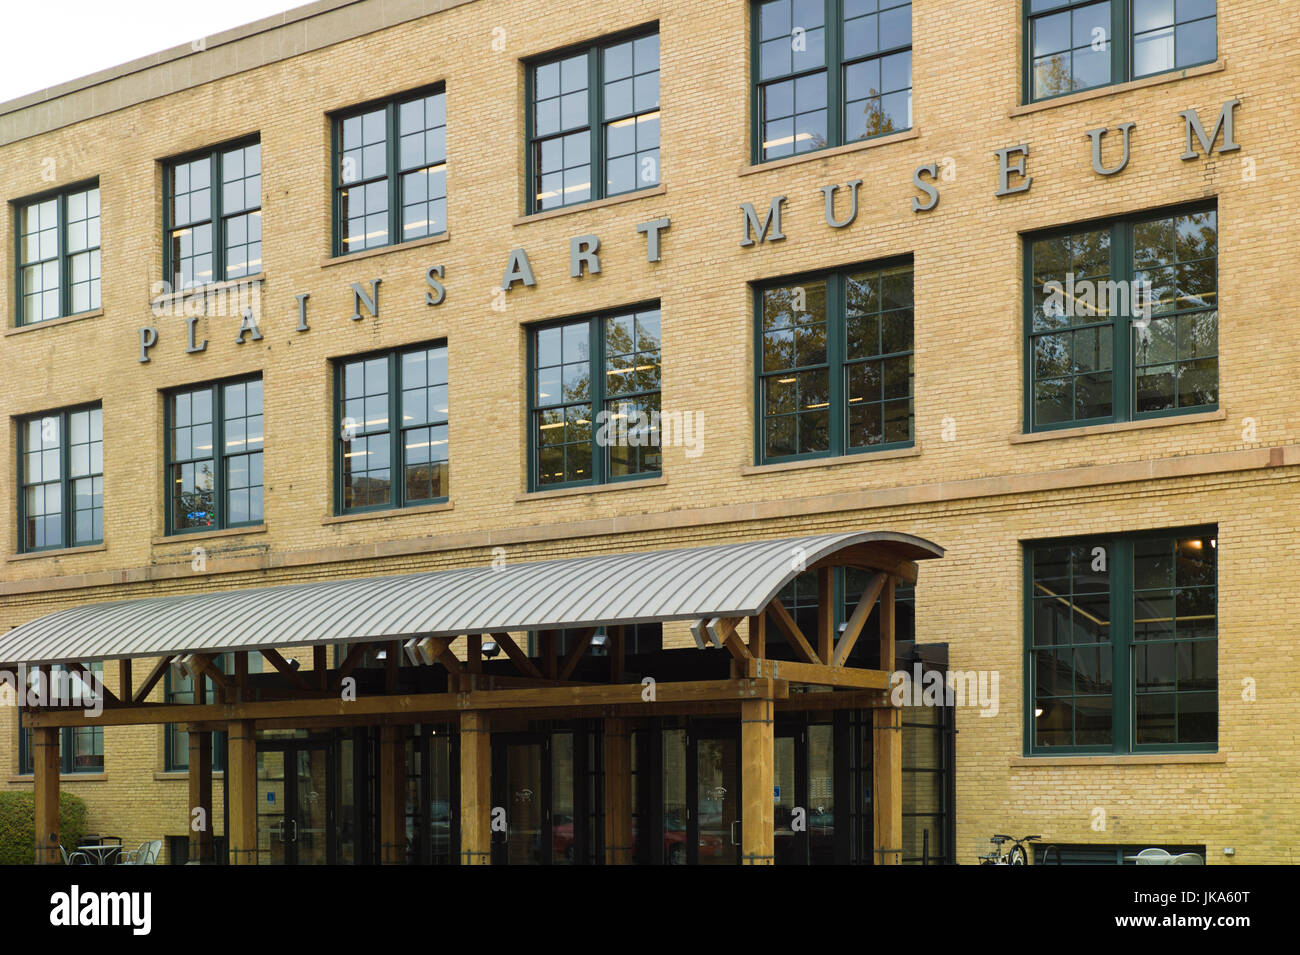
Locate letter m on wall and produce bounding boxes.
[1179,99,1242,160]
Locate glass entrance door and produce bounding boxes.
[689,730,740,865]
[491,731,579,865]
[256,740,333,865]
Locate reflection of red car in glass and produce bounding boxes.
[551,812,725,863]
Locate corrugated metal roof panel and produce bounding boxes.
[0,531,942,665]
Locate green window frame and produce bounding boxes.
[331,86,447,256]
[13,180,101,326]
[1024,527,1218,756]
[751,0,913,164]
[335,342,449,514]
[18,663,104,775]
[1024,204,1217,432]
[756,260,914,464]
[165,376,264,535]
[17,404,103,553]
[1024,1,1217,104]
[526,26,661,213]
[163,138,261,290]
[527,304,662,491]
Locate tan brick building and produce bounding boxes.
[0,0,1294,865]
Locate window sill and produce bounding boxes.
[513,185,667,226]
[8,773,108,783]
[322,501,454,525]
[5,309,104,336]
[150,273,265,310]
[154,770,225,781]
[6,543,107,562]
[515,475,667,501]
[742,445,920,475]
[1010,753,1224,767]
[1009,59,1225,117]
[152,525,267,545]
[320,231,450,268]
[740,127,920,176]
[1011,409,1226,444]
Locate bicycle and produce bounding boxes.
[978,833,1041,865]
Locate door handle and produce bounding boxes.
[730,820,740,846]
[288,819,298,843]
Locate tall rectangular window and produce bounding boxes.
[1026,529,1217,754]
[165,140,261,290]
[528,29,660,212]
[1025,1,1216,103]
[18,663,104,774]
[529,305,662,489]
[757,262,913,464]
[753,1,913,163]
[14,183,101,325]
[337,343,449,512]
[334,88,447,255]
[166,377,263,533]
[1026,206,1217,431]
[18,405,103,553]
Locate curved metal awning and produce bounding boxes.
[0,531,942,666]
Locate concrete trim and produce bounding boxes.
[1007,59,1226,118]
[1010,410,1228,444]
[2,442,1297,598]
[1009,753,1226,767]
[4,309,105,336]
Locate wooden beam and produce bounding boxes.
[132,656,173,704]
[748,614,766,659]
[765,599,819,664]
[379,726,407,864]
[235,652,249,701]
[460,711,491,865]
[226,720,258,865]
[873,576,902,865]
[604,718,633,864]
[65,661,119,706]
[467,635,482,674]
[189,654,232,693]
[558,627,598,681]
[713,618,752,664]
[33,727,60,864]
[335,643,369,688]
[816,567,834,664]
[261,649,311,691]
[747,657,890,690]
[118,659,132,702]
[187,730,214,863]
[488,632,542,680]
[609,625,625,683]
[806,544,921,584]
[833,572,888,667]
[426,637,463,677]
[28,679,789,727]
[314,645,328,691]
[385,641,399,693]
[540,630,558,680]
[740,693,775,865]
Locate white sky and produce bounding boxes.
[0,0,309,103]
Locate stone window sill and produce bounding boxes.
[740,128,920,176]
[1009,60,1225,117]
[513,186,666,225]
[152,525,267,546]
[150,273,265,310]
[6,543,107,562]
[5,309,104,336]
[742,445,920,475]
[322,501,453,525]
[515,476,667,501]
[320,232,449,268]
[1009,753,1225,767]
[1011,409,1226,444]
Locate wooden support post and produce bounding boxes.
[540,630,558,680]
[234,652,249,701]
[740,695,775,865]
[603,718,633,864]
[33,726,60,865]
[872,576,902,865]
[187,730,214,863]
[748,615,766,659]
[609,625,625,683]
[379,725,407,864]
[468,635,482,674]
[459,710,491,865]
[226,720,258,865]
[314,645,328,691]
[817,566,834,664]
[119,659,132,702]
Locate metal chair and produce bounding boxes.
[1132,847,1174,865]
[118,839,161,865]
[58,844,89,865]
[1171,852,1204,865]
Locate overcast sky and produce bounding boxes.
[0,0,308,103]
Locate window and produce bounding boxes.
[164,140,261,290]
[529,305,662,490]
[337,343,449,512]
[333,88,447,255]
[1026,206,1216,431]
[1025,528,1217,754]
[1025,1,1217,103]
[18,663,104,774]
[164,653,257,772]
[757,261,913,463]
[14,182,101,325]
[527,29,660,212]
[17,405,103,553]
[753,1,913,163]
[166,377,264,534]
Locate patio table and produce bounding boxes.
[77,844,122,865]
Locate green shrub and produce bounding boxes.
[0,791,90,864]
